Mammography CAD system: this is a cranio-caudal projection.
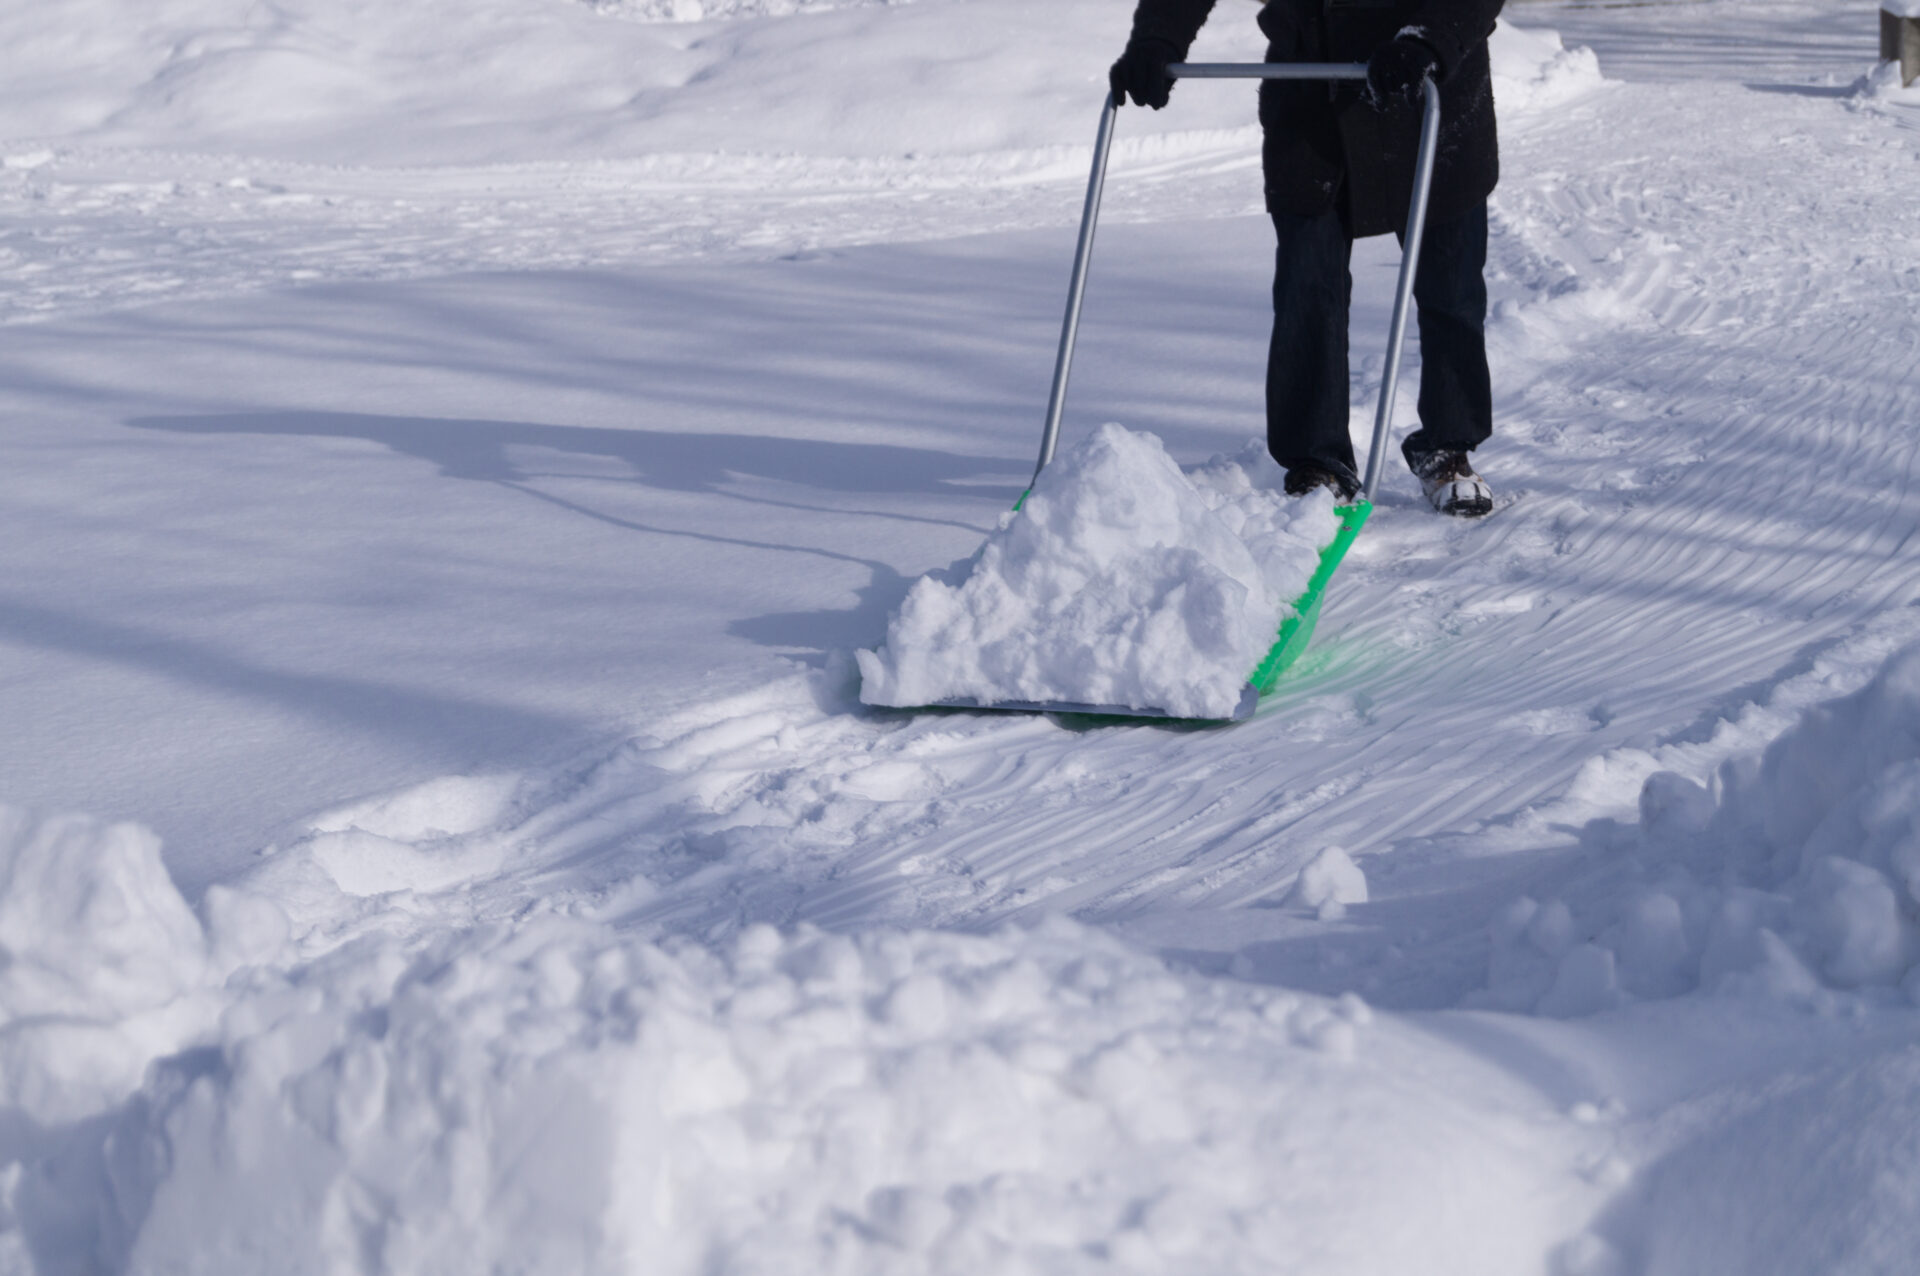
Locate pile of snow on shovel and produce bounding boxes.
[859,425,1341,719]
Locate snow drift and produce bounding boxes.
[858,426,1340,719]
[1478,641,1920,1015]
[0,809,1600,1275]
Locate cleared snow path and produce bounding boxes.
[2,0,1914,971]
[213,5,1920,989]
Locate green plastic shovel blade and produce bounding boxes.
[1249,500,1371,695]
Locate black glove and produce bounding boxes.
[1365,35,1440,109]
[1109,37,1179,110]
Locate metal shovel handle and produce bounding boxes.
[1030,63,1443,505]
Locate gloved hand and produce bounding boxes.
[1109,37,1179,109]
[1365,34,1440,109]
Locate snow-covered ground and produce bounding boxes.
[5,0,1920,1271]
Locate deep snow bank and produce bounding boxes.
[1477,641,1920,1015]
[858,427,1339,718]
[109,923,1358,1272]
[0,803,1602,1275]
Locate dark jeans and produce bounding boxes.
[1266,202,1492,482]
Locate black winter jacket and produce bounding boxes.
[1126,0,1506,237]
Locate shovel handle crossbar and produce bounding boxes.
[1030,64,1442,505]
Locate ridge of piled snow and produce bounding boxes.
[0,828,1603,1275]
[1476,641,1920,1016]
[858,426,1339,719]
[1490,19,1612,114]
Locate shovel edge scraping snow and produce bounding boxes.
[904,65,1441,724]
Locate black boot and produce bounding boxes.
[1283,461,1361,503]
[1406,449,1493,517]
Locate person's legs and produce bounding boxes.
[1267,207,1359,490]
[1397,201,1492,463]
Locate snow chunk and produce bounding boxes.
[0,809,219,1122]
[1536,944,1623,1019]
[1490,21,1612,114]
[1288,846,1370,921]
[858,425,1340,719]
[1858,58,1920,105]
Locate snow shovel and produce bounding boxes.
[926,64,1442,722]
